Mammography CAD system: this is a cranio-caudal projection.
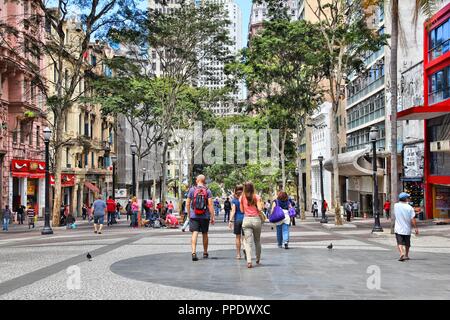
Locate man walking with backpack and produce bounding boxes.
[223,197,231,223]
[186,175,215,261]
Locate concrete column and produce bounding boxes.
[71,184,78,216]
[38,178,45,217]
[21,177,27,207]
[8,176,13,209]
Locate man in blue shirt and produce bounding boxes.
[92,195,107,234]
[186,175,215,261]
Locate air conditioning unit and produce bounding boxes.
[430,140,450,152]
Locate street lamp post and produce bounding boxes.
[318,155,328,224]
[42,127,53,235]
[370,126,383,232]
[111,155,117,201]
[141,167,146,211]
[130,143,137,197]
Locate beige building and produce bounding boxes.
[45,18,116,216]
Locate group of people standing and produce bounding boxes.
[2,203,37,232]
[185,174,296,269]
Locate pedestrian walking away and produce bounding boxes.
[106,196,116,226]
[126,200,132,222]
[186,175,215,261]
[2,205,12,232]
[92,195,107,234]
[17,205,24,225]
[394,192,418,261]
[271,191,292,249]
[223,197,231,222]
[228,185,245,259]
[312,201,318,218]
[214,198,221,217]
[384,200,391,220]
[82,204,87,220]
[240,181,263,268]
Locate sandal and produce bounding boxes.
[235,255,242,260]
[203,253,209,259]
[256,259,261,265]
[247,263,253,268]
[192,253,198,261]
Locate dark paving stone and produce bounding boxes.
[110,247,450,299]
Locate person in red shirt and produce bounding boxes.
[384,200,391,220]
[106,196,116,226]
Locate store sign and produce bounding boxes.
[50,174,76,187]
[403,145,424,179]
[11,159,45,178]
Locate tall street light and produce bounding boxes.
[111,154,117,201]
[130,142,137,197]
[42,127,53,235]
[141,167,146,212]
[318,155,328,224]
[370,126,383,232]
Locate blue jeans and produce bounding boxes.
[3,218,10,231]
[276,223,289,246]
[214,207,219,216]
[131,211,138,227]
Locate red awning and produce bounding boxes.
[84,181,100,193]
[397,105,450,121]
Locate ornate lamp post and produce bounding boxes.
[141,167,146,211]
[370,126,383,232]
[130,142,137,197]
[318,155,328,224]
[42,127,53,235]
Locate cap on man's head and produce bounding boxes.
[399,192,410,201]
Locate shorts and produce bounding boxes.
[233,220,244,235]
[94,216,104,225]
[189,218,210,233]
[395,233,411,247]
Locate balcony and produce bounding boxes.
[347,75,385,107]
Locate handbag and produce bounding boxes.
[269,200,285,223]
[288,207,296,218]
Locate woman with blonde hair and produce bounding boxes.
[240,182,263,268]
[228,184,244,259]
[131,196,139,228]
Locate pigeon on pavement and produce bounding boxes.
[327,243,333,250]
[87,253,92,261]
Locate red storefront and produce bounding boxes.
[398,3,450,219]
[10,159,46,215]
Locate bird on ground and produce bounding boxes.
[87,253,92,261]
[327,243,333,250]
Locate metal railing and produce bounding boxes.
[347,76,385,106]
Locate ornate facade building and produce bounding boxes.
[1,0,46,216]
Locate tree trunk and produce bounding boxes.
[161,136,169,205]
[296,124,305,220]
[390,0,399,233]
[51,114,66,226]
[331,101,343,225]
[280,130,287,190]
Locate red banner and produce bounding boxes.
[11,159,45,178]
[50,174,76,187]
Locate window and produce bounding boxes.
[429,18,450,60]
[36,126,40,147]
[429,66,450,105]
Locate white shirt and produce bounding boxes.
[394,202,416,235]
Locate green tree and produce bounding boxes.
[108,1,232,204]
[306,0,388,225]
[228,18,326,201]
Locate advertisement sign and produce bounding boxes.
[403,144,424,179]
[115,189,128,199]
